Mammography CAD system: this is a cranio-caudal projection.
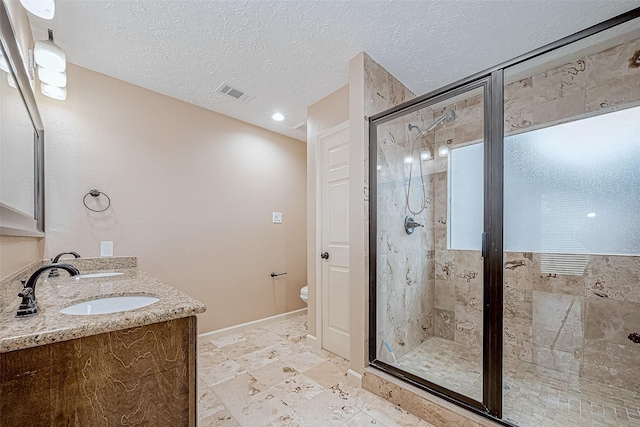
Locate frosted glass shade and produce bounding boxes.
[7,73,17,88]
[41,82,66,100]
[20,0,55,19]
[34,40,66,72]
[0,54,9,73]
[38,66,66,87]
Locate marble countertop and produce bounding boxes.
[0,268,206,353]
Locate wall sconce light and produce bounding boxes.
[40,82,66,100]
[38,65,66,86]
[404,154,414,164]
[438,144,449,157]
[7,73,17,88]
[35,30,65,71]
[20,0,55,20]
[420,149,432,161]
[35,29,67,100]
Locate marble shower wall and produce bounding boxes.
[376,87,486,359]
[501,37,640,391]
[431,93,485,349]
[503,253,640,391]
[363,54,419,362]
[505,37,640,132]
[376,107,436,362]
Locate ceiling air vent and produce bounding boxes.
[215,82,255,103]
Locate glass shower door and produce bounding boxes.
[372,80,489,404]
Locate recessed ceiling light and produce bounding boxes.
[272,113,284,121]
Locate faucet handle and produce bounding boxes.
[16,285,38,317]
[18,286,33,299]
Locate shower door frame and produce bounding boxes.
[368,72,505,419]
[368,6,640,425]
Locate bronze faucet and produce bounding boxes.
[17,264,80,318]
[48,251,81,277]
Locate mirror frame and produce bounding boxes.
[0,0,44,237]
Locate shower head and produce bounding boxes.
[408,109,457,138]
[443,109,457,122]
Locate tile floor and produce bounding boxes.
[398,337,640,427]
[197,314,434,427]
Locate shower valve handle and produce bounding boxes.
[320,252,329,260]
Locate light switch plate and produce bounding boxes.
[272,212,283,224]
[100,241,113,257]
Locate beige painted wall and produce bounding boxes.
[0,235,44,280]
[306,84,349,339]
[38,63,307,333]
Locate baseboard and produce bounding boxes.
[347,369,363,387]
[305,334,319,347]
[198,308,307,341]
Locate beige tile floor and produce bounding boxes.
[197,314,435,427]
[397,337,640,427]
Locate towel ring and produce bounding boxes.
[83,189,111,212]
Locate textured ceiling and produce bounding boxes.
[29,0,640,142]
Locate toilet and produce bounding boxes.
[300,286,308,304]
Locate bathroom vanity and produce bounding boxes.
[0,258,206,426]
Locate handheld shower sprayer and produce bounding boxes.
[408,109,457,136]
[405,109,458,216]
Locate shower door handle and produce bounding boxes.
[481,232,488,258]
[320,252,329,260]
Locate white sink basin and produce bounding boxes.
[75,272,125,279]
[60,295,159,315]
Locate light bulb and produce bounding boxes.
[272,113,284,121]
[41,82,66,100]
[438,144,449,157]
[38,66,66,87]
[34,39,66,72]
[587,212,596,218]
[20,0,55,19]
[420,150,432,161]
[404,155,414,164]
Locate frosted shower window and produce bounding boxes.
[449,105,640,255]
[448,143,483,250]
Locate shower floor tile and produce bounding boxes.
[397,336,640,427]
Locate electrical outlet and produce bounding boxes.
[100,241,113,257]
[272,212,283,224]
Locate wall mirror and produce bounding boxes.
[0,0,44,236]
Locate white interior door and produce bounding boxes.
[320,122,350,360]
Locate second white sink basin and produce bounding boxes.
[60,295,159,315]
[75,272,125,279]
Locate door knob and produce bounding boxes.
[320,252,329,260]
